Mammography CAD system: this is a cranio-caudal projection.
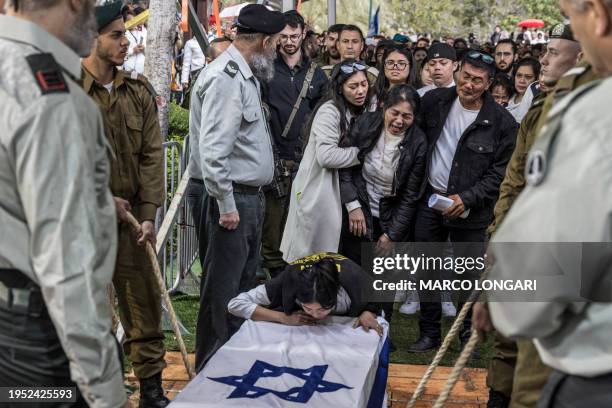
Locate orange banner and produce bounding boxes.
[213,0,222,37]
[180,0,188,32]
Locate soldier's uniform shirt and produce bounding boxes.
[488,92,547,235]
[188,44,274,214]
[81,66,166,379]
[0,15,125,407]
[82,67,164,221]
[489,77,612,377]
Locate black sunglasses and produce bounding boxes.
[340,61,367,75]
[467,51,495,65]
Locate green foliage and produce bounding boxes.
[300,0,564,40]
[169,101,189,140]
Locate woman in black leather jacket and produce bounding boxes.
[340,84,427,257]
[339,85,428,330]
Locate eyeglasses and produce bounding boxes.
[340,62,367,74]
[467,51,495,65]
[385,60,408,70]
[279,33,302,43]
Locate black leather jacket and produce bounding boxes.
[340,111,428,242]
[420,87,518,229]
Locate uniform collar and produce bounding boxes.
[0,15,82,80]
[81,65,128,93]
[225,44,254,80]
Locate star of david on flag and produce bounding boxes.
[208,360,352,403]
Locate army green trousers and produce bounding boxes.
[487,331,552,407]
[114,222,166,380]
[261,177,292,272]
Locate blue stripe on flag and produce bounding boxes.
[366,336,389,408]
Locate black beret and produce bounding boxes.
[549,23,576,42]
[427,42,457,61]
[95,0,123,32]
[235,4,285,35]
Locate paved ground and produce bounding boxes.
[127,352,488,407]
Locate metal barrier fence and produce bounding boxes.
[158,138,200,296]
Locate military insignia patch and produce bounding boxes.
[551,23,565,37]
[224,61,240,78]
[26,53,68,95]
[526,150,547,186]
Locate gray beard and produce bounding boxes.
[251,49,276,83]
[65,9,98,57]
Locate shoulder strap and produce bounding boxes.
[281,61,318,139]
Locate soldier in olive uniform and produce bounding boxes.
[0,1,126,407]
[477,24,600,408]
[81,2,167,406]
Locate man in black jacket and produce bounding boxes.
[261,10,328,277]
[407,51,518,353]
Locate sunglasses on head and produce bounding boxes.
[340,61,367,75]
[467,51,495,65]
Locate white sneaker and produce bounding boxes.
[442,302,457,317]
[399,302,420,315]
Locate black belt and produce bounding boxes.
[426,184,448,197]
[0,268,45,317]
[232,182,262,195]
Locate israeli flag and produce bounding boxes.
[170,316,389,407]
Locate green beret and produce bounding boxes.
[549,23,576,42]
[95,0,124,32]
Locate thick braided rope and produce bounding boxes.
[405,299,474,408]
[125,211,196,379]
[433,328,479,408]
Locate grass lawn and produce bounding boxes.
[164,295,493,369]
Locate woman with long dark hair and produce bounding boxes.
[228,254,382,334]
[280,60,371,262]
[339,84,428,326]
[372,46,419,106]
[506,57,541,121]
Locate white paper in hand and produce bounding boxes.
[428,194,470,219]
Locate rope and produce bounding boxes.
[406,270,489,408]
[125,211,196,380]
[433,328,479,408]
[405,300,474,408]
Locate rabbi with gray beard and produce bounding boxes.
[188,3,285,372]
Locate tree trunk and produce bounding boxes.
[145,0,176,141]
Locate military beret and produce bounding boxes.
[549,23,576,42]
[427,42,457,61]
[234,4,285,35]
[95,0,123,32]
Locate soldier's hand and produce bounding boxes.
[219,211,240,230]
[114,197,132,223]
[137,220,157,247]
[472,301,493,343]
[443,194,466,219]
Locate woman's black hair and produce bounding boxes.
[491,73,515,98]
[301,59,370,149]
[382,83,421,118]
[373,45,418,104]
[295,258,341,309]
[512,57,541,92]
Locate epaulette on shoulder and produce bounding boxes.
[125,72,158,99]
[223,60,240,78]
[26,53,68,95]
